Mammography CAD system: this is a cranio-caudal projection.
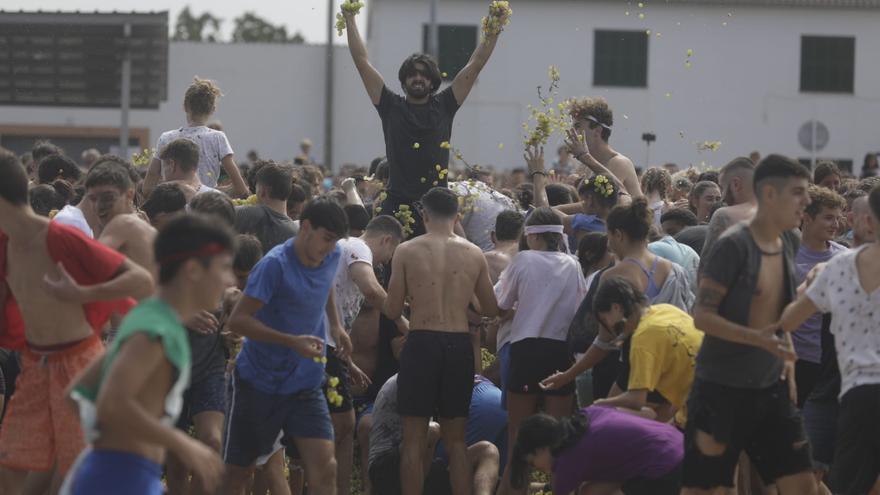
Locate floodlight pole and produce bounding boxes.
[324,0,335,172]
[427,0,439,58]
[119,22,132,158]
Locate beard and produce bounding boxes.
[405,82,431,98]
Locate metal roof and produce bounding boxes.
[0,11,169,26]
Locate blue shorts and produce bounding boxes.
[65,449,162,495]
[498,343,511,410]
[223,370,334,467]
[177,372,227,429]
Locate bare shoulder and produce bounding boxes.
[608,153,635,168]
[454,236,485,258]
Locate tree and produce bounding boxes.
[173,7,222,42]
[232,12,301,44]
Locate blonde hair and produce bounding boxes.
[184,77,223,118]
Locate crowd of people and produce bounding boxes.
[1,3,880,495]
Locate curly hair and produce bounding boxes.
[184,77,223,118]
[567,97,613,141]
[813,161,841,187]
[577,174,618,209]
[640,167,672,199]
[804,184,846,218]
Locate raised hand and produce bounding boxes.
[524,145,545,175]
[564,127,589,159]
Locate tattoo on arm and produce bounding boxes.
[696,287,724,310]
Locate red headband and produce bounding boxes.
[158,242,227,265]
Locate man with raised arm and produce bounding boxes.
[383,187,499,495]
[342,3,508,236]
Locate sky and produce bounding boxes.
[1,0,363,44]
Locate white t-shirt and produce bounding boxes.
[196,183,219,196]
[806,246,880,399]
[327,237,374,347]
[52,205,93,238]
[494,250,587,346]
[156,126,234,188]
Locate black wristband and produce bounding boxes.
[575,151,589,161]
[530,171,546,178]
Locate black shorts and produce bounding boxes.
[508,338,574,396]
[397,330,473,419]
[794,359,822,408]
[622,463,682,495]
[176,372,227,430]
[830,384,880,495]
[682,379,812,489]
[324,348,353,413]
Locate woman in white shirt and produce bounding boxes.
[495,207,587,494]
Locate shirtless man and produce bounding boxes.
[384,187,499,495]
[566,97,643,198]
[700,157,757,271]
[484,210,523,284]
[682,155,817,495]
[63,214,233,495]
[156,138,218,201]
[85,161,159,283]
[0,149,153,494]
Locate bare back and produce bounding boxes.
[100,214,158,284]
[399,233,489,332]
[607,153,643,198]
[6,223,92,345]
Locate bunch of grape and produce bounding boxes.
[394,204,416,238]
[232,194,259,206]
[335,0,365,37]
[131,147,156,169]
[522,66,571,148]
[481,1,512,37]
[325,375,343,407]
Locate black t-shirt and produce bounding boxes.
[376,85,460,201]
[695,223,799,389]
[234,204,298,253]
[674,225,709,255]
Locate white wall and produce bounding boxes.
[368,0,880,171]
[1,1,879,173]
[0,41,384,169]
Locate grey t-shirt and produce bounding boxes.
[234,204,298,252]
[695,223,799,389]
[369,375,401,468]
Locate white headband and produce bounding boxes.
[524,225,570,253]
[524,225,564,235]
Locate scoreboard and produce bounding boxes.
[0,11,168,109]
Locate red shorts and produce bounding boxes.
[0,335,104,474]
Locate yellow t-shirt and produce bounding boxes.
[627,304,703,426]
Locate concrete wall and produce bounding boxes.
[1,1,879,173]
[368,0,880,172]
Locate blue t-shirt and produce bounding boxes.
[236,237,342,395]
[569,214,606,253]
[436,377,509,470]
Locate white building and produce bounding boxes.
[1,0,879,174]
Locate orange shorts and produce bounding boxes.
[0,335,103,474]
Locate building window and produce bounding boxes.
[593,30,648,88]
[421,25,478,81]
[800,36,854,93]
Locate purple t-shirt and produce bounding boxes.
[793,241,847,363]
[552,406,683,495]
